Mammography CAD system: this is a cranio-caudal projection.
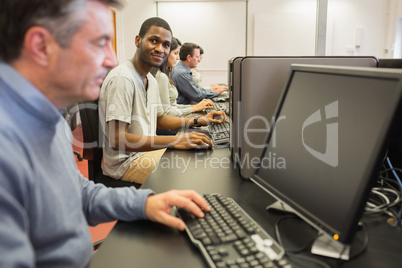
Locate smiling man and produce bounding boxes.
[99,17,226,183]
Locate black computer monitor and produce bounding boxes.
[227,56,243,163]
[378,58,402,168]
[251,64,402,260]
[378,58,402,69]
[234,56,378,179]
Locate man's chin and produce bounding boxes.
[84,87,101,102]
[151,61,164,68]
[151,57,166,67]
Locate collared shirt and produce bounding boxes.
[0,62,152,267]
[171,61,218,104]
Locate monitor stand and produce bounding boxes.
[311,234,350,260]
[266,200,351,260]
[266,200,295,214]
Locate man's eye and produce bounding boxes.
[98,39,107,47]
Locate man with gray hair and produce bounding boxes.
[0,1,210,267]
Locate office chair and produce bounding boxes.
[93,239,105,251]
[78,101,141,189]
[64,104,84,161]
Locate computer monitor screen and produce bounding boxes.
[251,64,402,258]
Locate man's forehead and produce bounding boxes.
[145,26,172,40]
[193,48,200,56]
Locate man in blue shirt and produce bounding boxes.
[172,42,228,104]
[0,1,210,267]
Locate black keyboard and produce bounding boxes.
[219,91,230,100]
[204,102,230,144]
[205,102,229,115]
[177,193,291,268]
[209,122,230,145]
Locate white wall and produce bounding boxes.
[116,0,397,84]
[385,0,402,57]
[115,0,155,63]
[326,0,387,57]
[248,0,317,56]
[157,1,247,87]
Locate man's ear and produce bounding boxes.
[135,35,141,48]
[23,26,54,67]
[186,54,191,62]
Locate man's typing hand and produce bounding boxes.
[172,132,213,150]
[145,190,210,231]
[211,85,228,95]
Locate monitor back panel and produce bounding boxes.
[378,58,402,69]
[228,57,243,162]
[378,58,402,167]
[238,56,378,179]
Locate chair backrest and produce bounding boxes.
[78,101,103,181]
[78,100,141,188]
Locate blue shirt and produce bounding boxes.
[171,61,218,104]
[0,62,153,267]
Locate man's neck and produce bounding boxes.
[11,59,66,109]
[131,56,151,80]
[183,60,192,69]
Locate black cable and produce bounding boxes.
[368,167,402,221]
[274,215,370,267]
[333,223,369,267]
[379,159,402,227]
[274,215,331,268]
[377,177,401,191]
[274,215,317,254]
[365,183,401,219]
[380,166,402,181]
[348,222,369,261]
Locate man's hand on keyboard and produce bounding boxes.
[145,190,211,231]
[172,132,214,150]
[211,84,228,95]
[200,111,227,125]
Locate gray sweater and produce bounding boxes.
[0,62,153,267]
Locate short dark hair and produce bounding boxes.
[138,17,172,38]
[0,0,123,63]
[179,42,200,61]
